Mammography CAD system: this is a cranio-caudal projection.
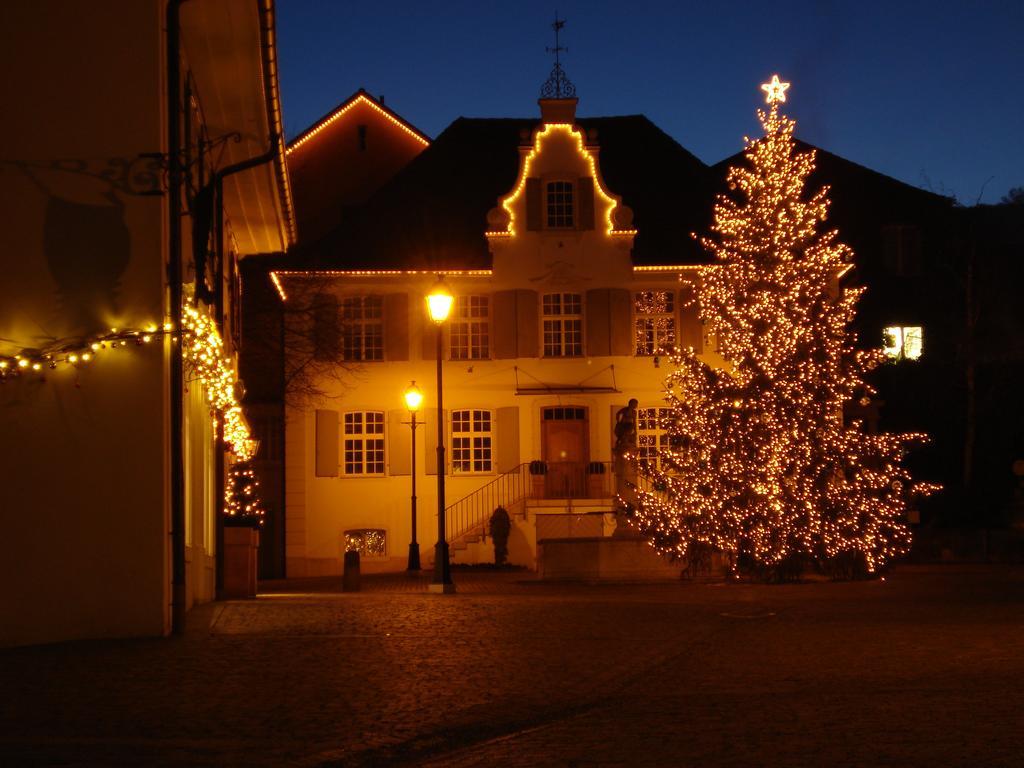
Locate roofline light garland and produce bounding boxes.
[287,93,430,154]
[269,271,288,302]
[486,123,637,238]
[269,269,494,302]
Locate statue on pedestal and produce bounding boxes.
[613,399,639,536]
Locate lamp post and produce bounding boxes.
[403,381,423,571]
[426,276,455,593]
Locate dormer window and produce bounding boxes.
[546,181,574,228]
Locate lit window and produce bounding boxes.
[546,181,574,228]
[883,326,923,361]
[450,295,490,360]
[634,291,676,356]
[345,529,386,558]
[343,411,385,475]
[341,296,383,361]
[637,407,672,470]
[542,293,583,357]
[451,409,492,473]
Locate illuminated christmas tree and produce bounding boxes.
[629,75,935,576]
[225,461,266,524]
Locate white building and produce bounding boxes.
[274,95,726,574]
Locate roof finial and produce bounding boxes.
[540,13,576,99]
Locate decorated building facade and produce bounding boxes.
[0,0,294,645]
[266,67,1022,576]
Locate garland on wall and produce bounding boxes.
[1,301,256,461]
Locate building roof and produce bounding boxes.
[180,0,297,254]
[288,114,717,270]
[287,89,431,154]
[712,141,953,253]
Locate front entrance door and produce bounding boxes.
[541,406,589,498]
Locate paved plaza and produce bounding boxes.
[1,565,1022,767]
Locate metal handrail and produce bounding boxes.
[446,462,532,541]
[445,460,616,541]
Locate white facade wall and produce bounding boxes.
[284,117,724,574]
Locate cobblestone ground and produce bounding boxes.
[1,566,1022,767]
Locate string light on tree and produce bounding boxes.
[224,461,265,524]
[760,74,790,104]
[626,75,937,577]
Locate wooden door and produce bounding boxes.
[541,406,589,498]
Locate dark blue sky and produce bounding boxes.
[277,1,1023,204]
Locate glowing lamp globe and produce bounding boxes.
[426,278,454,324]
[403,381,424,413]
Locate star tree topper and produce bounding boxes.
[761,74,790,104]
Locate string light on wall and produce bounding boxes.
[0,324,168,380]
[2,300,255,460]
[180,302,256,460]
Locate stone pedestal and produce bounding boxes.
[612,454,638,536]
[223,526,259,599]
[538,535,681,581]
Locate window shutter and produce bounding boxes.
[492,290,517,359]
[677,284,703,353]
[315,409,339,477]
[496,406,520,473]
[609,289,632,356]
[586,288,611,356]
[421,321,438,360]
[388,410,411,475]
[526,177,542,231]
[577,177,595,230]
[384,293,409,361]
[313,294,339,361]
[516,290,539,358]
[424,408,448,475]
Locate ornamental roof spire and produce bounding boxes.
[538,14,578,124]
[540,14,576,100]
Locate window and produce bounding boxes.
[451,409,493,473]
[634,291,676,356]
[546,180,574,228]
[543,406,586,421]
[883,326,923,361]
[542,293,583,357]
[343,411,385,475]
[637,407,672,470]
[341,296,383,361]
[450,295,490,360]
[345,529,386,558]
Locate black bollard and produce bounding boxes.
[343,550,361,592]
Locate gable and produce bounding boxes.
[285,90,430,244]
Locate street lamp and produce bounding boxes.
[403,381,423,571]
[426,276,455,593]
